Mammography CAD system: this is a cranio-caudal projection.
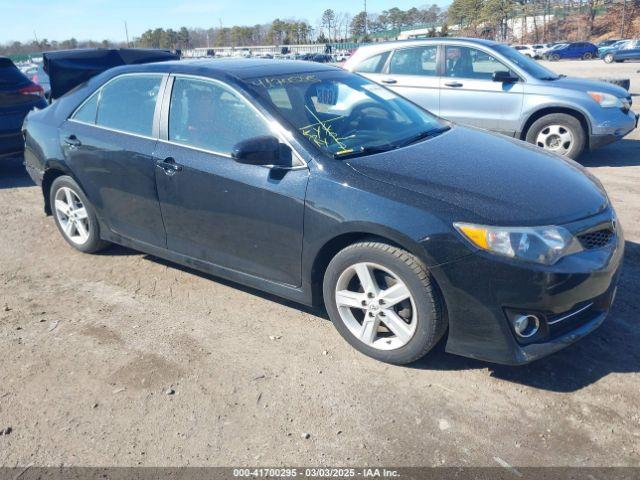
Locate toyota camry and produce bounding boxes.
[23,57,623,365]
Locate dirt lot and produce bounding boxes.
[0,60,639,468]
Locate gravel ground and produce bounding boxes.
[0,60,639,468]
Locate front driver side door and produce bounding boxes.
[153,75,308,287]
[439,45,523,136]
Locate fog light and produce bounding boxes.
[513,314,540,338]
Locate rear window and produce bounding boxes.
[0,60,29,86]
[354,52,390,74]
[94,74,162,137]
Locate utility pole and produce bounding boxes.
[364,0,368,36]
[620,0,627,38]
[33,30,39,45]
[124,21,130,47]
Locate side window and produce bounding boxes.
[354,52,390,74]
[445,46,511,80]
[168,77,271,154]
[389,46,437,76]
[72,92,99,124]
[96,75,162,136]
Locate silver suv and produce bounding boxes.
[344,38,638,158]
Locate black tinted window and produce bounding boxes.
[354,52,389,73]
[168,77,270,154]
[72,92,99,124]
[389,46,437,76]
[96,75,162,136]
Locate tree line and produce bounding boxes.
[1,1,638,57]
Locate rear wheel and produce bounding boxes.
[323,241,446,365]
[50,176,109,253]
[525,113,586,159]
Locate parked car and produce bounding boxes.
[546,42,598,61]
[0,57,47,158]
[537,42,564,57]
[344,38,637,158]
[596,39,621,48]
[598,39,630,58]
[24,57,624,365]
[512,44,542,59]
[602,39,640,63]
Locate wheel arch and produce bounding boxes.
[520,106,591,141]
[42,164,73,215]
[308,227,433,307]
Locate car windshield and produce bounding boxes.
[245,69,447,158]
[494,44,560,80]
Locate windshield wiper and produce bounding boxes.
[396,126,451,147]
[334,143,398,159]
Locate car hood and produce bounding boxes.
[346,126,608,226]
[551,76,629,97]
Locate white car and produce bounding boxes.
[512,44,543,59]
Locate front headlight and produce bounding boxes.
[588,91,624,108]
[454,223,583,265]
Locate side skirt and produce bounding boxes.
[100,229,313,307]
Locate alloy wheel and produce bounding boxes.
[335,262,417,350]
[54,186,90,245]
[536,124,574,156]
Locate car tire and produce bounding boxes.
[323,241,446,365]
[551,54,560,61]
[525,113,586,159]
[604,53,614,64]
[50,175,109,253]
[582,52,593,60]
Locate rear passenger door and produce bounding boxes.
[153,76,308,287]
[61,73,167,247]
[439,46,523,135]
[379,45,441,115]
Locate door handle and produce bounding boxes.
[64,135,81,147]
[444,81,463,88]
[156,156,183,175]
[381,78,397,84]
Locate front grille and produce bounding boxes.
[577,228,614,249]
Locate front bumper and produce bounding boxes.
[589,110,638,150]
[431,209,624,365]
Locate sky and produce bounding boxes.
[0,0,450,44]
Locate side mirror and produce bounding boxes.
[231,135,293,168]
[492,71,519,83]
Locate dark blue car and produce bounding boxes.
[0,57,47,158]
[23,58,623,366]
[547,42,598,61]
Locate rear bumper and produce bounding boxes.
[431,210,624,365]
[0,130,24,157]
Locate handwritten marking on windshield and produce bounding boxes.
[300,107,349,151]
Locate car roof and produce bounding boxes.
[114,58,339,81]
[356,37,504,50]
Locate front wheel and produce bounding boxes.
[323,241,446,365]
[50,175,109,253]
[582,52,593,60]
[604,53,614,64]
[525,113,586,159]
[551,54,560,61]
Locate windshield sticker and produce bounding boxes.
[250,74,320,88]
[300,106,350,152]
[315,84,338,106]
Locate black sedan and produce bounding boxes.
[23,59,623,365]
